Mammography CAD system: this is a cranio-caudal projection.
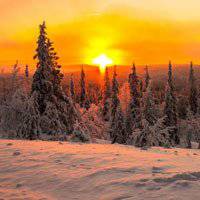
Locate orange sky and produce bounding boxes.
[1,0,200,70]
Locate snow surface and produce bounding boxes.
[0,139,200,200]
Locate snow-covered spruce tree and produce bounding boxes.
[102,67,111,121]
[80,66,90,109]
[164,61,179,145]
[130,80,168,148]
[70,74,75,100]
[47,27,78,134]
[27,21,78,136]
[144,80,157,126]
[110,66,126,144]
[126,64,142,136]
[189,62,198,115]
[145,65,150,90]
[31,22,52,114]
[46,38,66,98]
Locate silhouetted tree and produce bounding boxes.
[11,61,20,96]
[25,65,29,78]
[189,62,198,115]
[139,80,143,98]
[24,65,31,93]
[70,74,75,100]
[102,67,111,121]
[80,66,90,109]
[145,65,150,89]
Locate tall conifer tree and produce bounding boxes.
[32,22,51,114]
[19,21,78,137]
[126,64,142,135]
[102,67,111,121]
[25,65,29,78]
[164,61,179,145]
[70,74,75,100]
[80,66,87,108]
[24,64,30,93]
[145,65,150,89]
[189,62,198,115]
[144,80,157,126]
[110,66,126,144]
[11,61,20,96]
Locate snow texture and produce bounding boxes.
[0,139,200,200]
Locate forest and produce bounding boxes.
[0,22,200,150]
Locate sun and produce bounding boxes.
[93,54,113,73]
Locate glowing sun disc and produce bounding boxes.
[93,54,113,73]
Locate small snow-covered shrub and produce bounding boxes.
[17,92,41,140]
[40,101,66,135]
[80,104,108,140]
[0,89,28,138]
[70,120,90,143]
[70,130,90,143]
[128,117,173,147]
[178,118,200,148]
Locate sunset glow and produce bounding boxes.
[93,54,113,73]
[1,1,200,70]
